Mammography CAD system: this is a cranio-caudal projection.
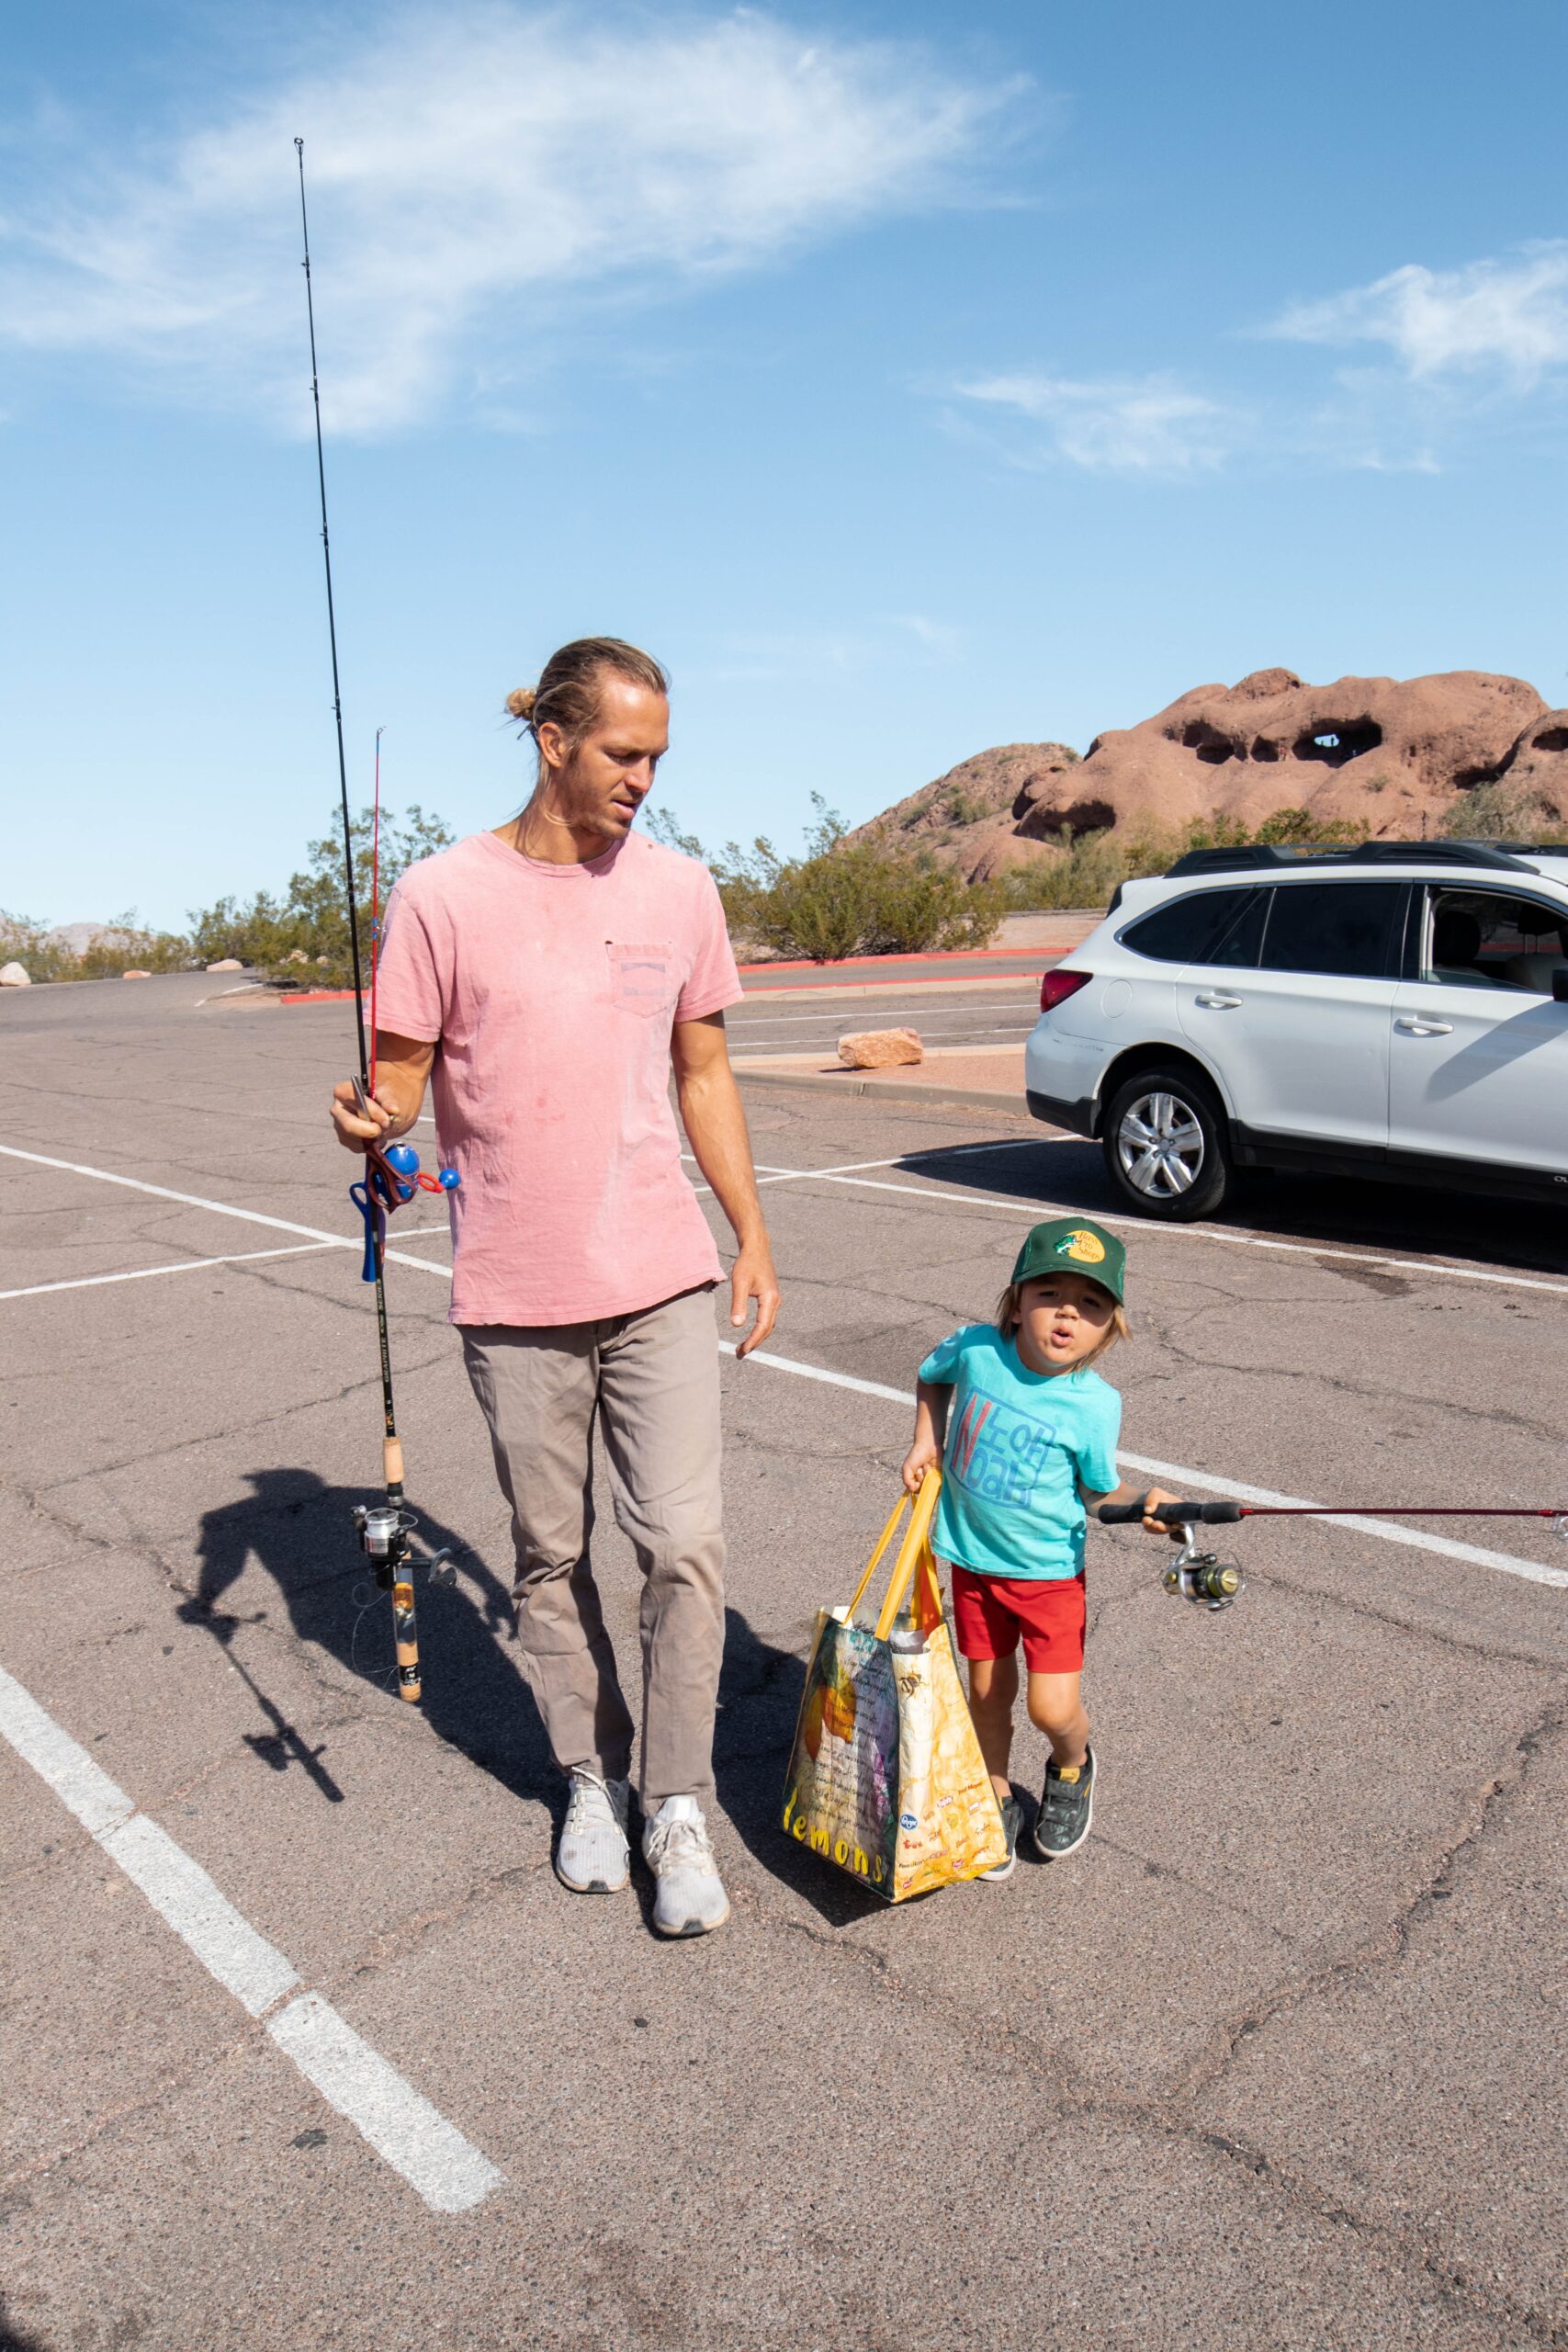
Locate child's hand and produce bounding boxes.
[901,1440,941,1495]
[1139,1485,1188,1539]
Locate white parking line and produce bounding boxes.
[0,1243,338,1302]
[718,1343,1568,1588]
[0,1662,503,2212]
[0,1145,452,1281]
[750,1163,1568,1302]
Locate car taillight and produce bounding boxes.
[1040,968,1092,1013]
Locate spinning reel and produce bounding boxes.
[351,1502,457,1700]
[1098,1497,1246,1611]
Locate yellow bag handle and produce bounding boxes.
[842,1471,944,1639]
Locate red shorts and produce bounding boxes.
[948,1563,1087,1675]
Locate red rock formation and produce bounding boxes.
[856,670,1568,877]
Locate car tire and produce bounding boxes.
[1102,1065,1232,1221]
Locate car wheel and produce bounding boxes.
[1102,1066,1231,1221]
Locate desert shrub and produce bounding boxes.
[1439,781,1568,844]
[1000,803,1373,912]
[188,804,455,986]
[649,797,1006,960]
[0,909,194,983]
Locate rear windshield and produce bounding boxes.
[1121,888,1257,965]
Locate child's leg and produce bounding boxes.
[966,1654,1020,1803]
[1025,1669,1089,1770]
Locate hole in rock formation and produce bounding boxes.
[1018,795,1117,841]
[1251,737,1282,762]
[1452,763,1505,791]
[1179,721,1237,764]
[1292,720,1382,766]
[1534,726,1568,753]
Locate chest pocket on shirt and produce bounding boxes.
[606,941,678,1018]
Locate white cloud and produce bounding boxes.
[0,6,1016,434]
[953,372,1235,474]
[1268,246,1568,382]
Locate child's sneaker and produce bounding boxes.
[979,1792,1023,1882]
[1033,1746,1096,1860]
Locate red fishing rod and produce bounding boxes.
[295,137,456,1701]
[1098,1495,1568,1611]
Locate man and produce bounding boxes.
[332,637,779,1937]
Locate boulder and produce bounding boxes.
[286,948,310,965]
[838,1027,922,1069]
[0,961,30,988]
[121,969,152,980]
[1493,708,1568,815]
[206,957,244,973]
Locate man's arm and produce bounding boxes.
[330,1031,437,1149]
[671,1012,779,1359]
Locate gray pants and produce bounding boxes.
[460,1285,725,1809]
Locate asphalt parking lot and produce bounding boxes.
[3,970,1567,2352]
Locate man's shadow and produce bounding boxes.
[183,1466,555,1809]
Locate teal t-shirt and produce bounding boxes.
[918,1324,1122,1582]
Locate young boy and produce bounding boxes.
[901,1217,1177,1879]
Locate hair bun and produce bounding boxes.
[505,685,536,721]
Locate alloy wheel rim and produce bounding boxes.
[1116,1089,1206,1198]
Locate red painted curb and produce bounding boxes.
[735,944,1058,975]
[279,989,359,1005]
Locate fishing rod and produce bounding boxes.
[1098,1496,1568,1613]
[295,136,457,1702]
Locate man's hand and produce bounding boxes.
[331,1080,390,1153]
[729,1238,780,1359]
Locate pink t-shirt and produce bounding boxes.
[372,828,743,1326]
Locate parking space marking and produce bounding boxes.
[0,1661,503,2213]
[0,1144,451,1280]
[719,1344,1568,1587]
[0,1242,338,1302]
[750,1161,1568,1301]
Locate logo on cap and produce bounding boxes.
[1055,1227,1106,1266]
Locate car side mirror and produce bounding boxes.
[1554,971,1568,1004]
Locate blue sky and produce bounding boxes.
[4,0,1566,931]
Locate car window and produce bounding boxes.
[1258,882,1401,979]
[1422,888,1568,993]
[1121,887,1257,965]
[1207,888,1269,968]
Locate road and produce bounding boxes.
[3,969,1566,2351]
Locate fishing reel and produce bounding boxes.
[352,1501,457,1592]
[1163,1524,1244,1611]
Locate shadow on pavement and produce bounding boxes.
[900,1136,1568,1277]
[713,1606,888,1928]
[184,1467,556,1810]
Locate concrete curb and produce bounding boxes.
[734,1066,1036,1119]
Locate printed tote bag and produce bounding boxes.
[782,1470,1007,1900]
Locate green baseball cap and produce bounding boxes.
[1011,1216,1125,1303]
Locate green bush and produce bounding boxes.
[0,909,195,983]
[188,804,454,986]
[1000,803,1374,912]
[649,797,1007,960]
[1439,781,1568,843]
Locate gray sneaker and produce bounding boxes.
[979,1792,1023,1882]
[643,1795,730,1937]
[1033,1746,1096,1861]
[555,1768,632,1893]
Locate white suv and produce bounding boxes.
[1024,842,1568,1220]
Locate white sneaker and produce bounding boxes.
[642,1795,730,1937]
[555,1768,632,1894]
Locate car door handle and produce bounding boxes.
[1393,1016,1454,1036]
[1193,991,1243,1010]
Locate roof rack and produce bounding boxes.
[1164,842,1539,879]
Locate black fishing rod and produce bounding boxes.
[295,136,453,1701]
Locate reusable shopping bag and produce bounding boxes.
[781,1471,1008,1900]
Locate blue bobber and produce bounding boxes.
[438,1167,461,1191]
[385,1141,420,1175]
